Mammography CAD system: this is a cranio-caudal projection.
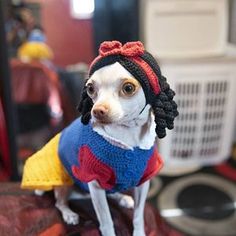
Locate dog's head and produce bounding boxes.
[82,62,147,126]
[78,41,178,138]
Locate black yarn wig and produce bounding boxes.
[78,52,178,139]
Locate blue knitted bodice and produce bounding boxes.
[58,118,157,193]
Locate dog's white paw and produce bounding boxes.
[118,195,134,209]
[109,193,135,209]
[34,190,44,196]
[61,209,79,225]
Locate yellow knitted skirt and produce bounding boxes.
[21,133,73,191]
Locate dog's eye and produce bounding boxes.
[86,83,96,97]
[121,82,136,96]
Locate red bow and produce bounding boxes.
[99,41,145,57]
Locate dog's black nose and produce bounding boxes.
[92,105,109,120]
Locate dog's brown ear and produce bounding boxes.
[152,76,178,139]
[77,82,93,125]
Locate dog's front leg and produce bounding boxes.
[55,186,79,225]
[88,180,116,236]
[133,180,150,236]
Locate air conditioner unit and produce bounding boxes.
[140,0,228,58]
[158,45,236,174]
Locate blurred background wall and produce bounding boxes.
[25,0,94,67]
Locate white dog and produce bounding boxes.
[22,41,178,236]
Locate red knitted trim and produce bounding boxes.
[72,145,116,190]
[138,149,163,185]
[131,57,161,95]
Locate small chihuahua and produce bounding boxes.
[22,41,178,236]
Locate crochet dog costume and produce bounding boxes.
[21,41,178,236]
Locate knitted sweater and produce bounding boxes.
[21,118,163,192]
[59,118,163,193]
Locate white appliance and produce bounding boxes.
[158,45,236,174]
[140,0,228,58]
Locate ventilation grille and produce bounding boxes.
[162,77,235,166]
[200,81,227,157]
[171,83,200,159]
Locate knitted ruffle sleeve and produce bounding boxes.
[21,133,73,191]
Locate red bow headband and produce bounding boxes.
[90,41,161,95]
[99,41,145,57]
